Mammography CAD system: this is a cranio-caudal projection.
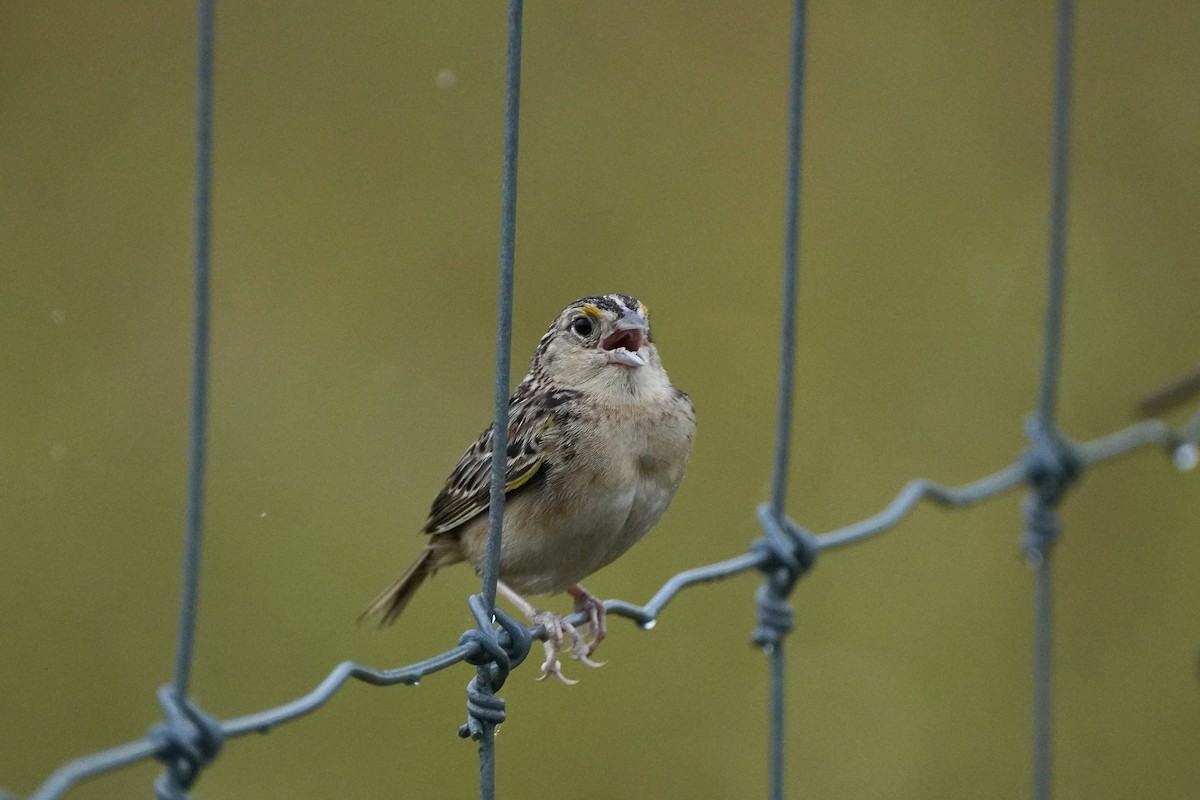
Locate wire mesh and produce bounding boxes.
[9,2,1200,800]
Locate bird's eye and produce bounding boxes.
[571,317,594,337]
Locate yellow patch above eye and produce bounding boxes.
[580,304,602,319]
[638,302,649,318]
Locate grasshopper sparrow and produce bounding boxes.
[363,293,695,683]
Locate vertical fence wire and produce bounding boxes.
[1030,1,1075,798]
[766,639,789,800]
[171,0,215,700]
[475,2,524,798]
[1031,550,1055,800]
[768,0,807,518]
[764,2,808,799]
[481,0,524,633]
[1036,0,1075,430]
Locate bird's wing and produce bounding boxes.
[422,386,574,537]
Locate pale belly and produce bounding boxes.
[460,425,691,594]
[456,377,695,596]
[458,472,677,595]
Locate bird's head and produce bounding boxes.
[532,293,667,394]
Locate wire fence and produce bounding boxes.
[9,1,1200,799]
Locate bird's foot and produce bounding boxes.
[526,608,604,684]
[568,583,607,657]
[496,580,606,683]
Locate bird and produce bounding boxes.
[361,293,695,683]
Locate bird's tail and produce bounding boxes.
[359,548,438,627]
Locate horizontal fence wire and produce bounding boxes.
[19,407,1200,800]
[9,2,1200,799]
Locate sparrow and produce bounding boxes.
[362,293,695,683]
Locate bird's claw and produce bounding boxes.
[535,652,578,685]
[528,608,605,684]
[569,584,607,657]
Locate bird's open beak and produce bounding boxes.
[599,312,649,367]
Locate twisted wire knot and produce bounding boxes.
[751,504,818,647]
[1021,416,1082,562]
[752,583,795,648]
[753,503,818,594]
[456,594,533,740]
[1021,493,1061,566]
[459,627,511,674]
[1023,416,1082,505]
[458,677,507,740]
[147,686,224,800]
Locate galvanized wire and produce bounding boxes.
[172,0,215,702]
[481,0,524,620]
[768,0,807,521]
[1031,548,1056,800]
[1029,2,1076,797]
[760,1,809,798]
[1036,0,1075,429]
[153,1,219,797]
[11,2,1200,800]
[463,2,525,798]
[22,407,1198,800]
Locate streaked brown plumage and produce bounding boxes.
[362,293,695,682]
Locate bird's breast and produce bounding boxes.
[487,390,694,594]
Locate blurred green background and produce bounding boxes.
[3,2,1199,798]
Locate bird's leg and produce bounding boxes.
[497,581,601,684]
[567,583,607,657]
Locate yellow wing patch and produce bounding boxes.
[503,416,552,492]
[504,457,543,493]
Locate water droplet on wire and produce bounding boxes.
[1173,443,1198,472]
